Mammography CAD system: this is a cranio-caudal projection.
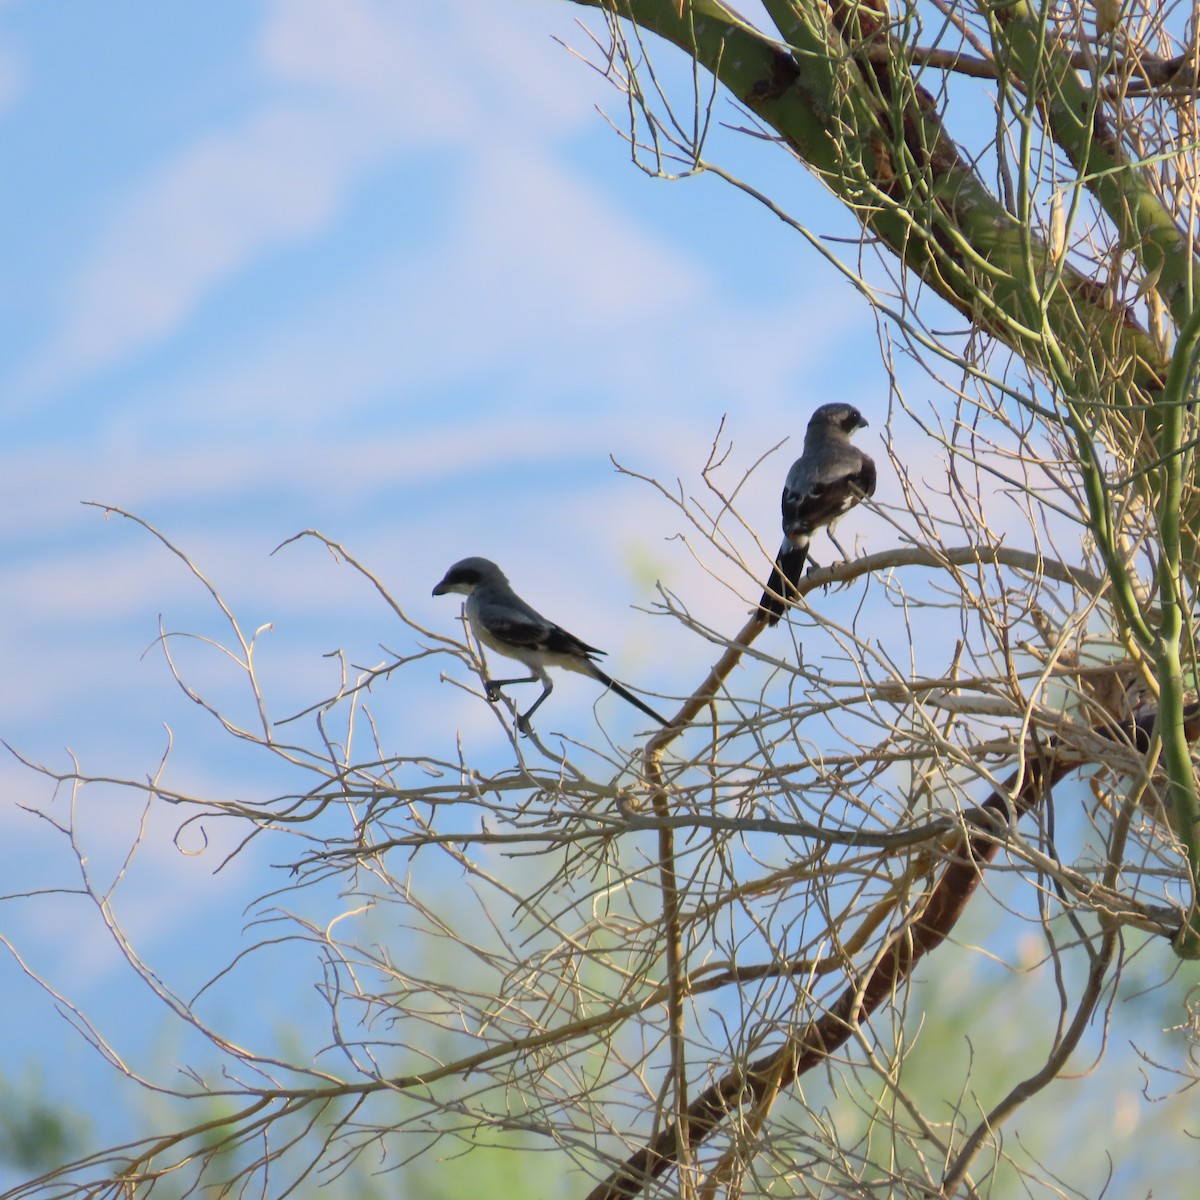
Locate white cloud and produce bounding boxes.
[19,0,860,415]
[25,0,597,393]
[84,126,861,447]
[28,107,362,390]
[258,0,467,134]
[0,37,24,111]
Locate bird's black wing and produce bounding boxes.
[782,455,875,537]
[853,457,877,502]
[761,451,876,626]
[540,623,605,661]
[476,595,603,661]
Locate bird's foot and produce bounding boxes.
[798,558,832,595]
[517,714,533,737]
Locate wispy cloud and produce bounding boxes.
[23,0,595,395]
[0,34,24,112]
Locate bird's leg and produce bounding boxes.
[517,681,554,736]
[483,674,539,702]
[827,530,851,561]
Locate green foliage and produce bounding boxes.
[0,1071,87,1175]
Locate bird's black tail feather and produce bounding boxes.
[758,544,809,626]
[589,664,670,726]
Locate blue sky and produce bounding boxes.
[0,0,880,1162]
[2,1,1193,1194]
[0,0,882,774]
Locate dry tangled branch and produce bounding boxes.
[7,1,1200,1197]
[8,393,1199,1195]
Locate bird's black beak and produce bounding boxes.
[858,416,869,430]
[432,578,448,597]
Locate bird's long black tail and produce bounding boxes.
[758,543,809,626]
[590,664,670,726]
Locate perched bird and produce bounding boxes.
[433,556,669,734]
[758,403,877,626]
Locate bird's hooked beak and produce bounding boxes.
[432,576,450,597]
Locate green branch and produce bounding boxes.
[571,0,1169,393]
[983,0,1200,330]
[1156,301,1200,954]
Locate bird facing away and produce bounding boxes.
[758,403,877,626]
[433,557,669,735]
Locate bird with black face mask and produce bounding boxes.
[433,557,669,735]
[758,403,877,626]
